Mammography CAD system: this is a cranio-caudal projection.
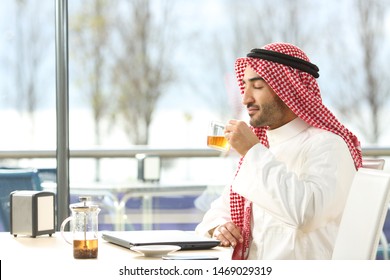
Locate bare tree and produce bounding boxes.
[70,0,114,181]
[70,0,113,146]
[8,0,52,137]
[328,0,390,144]
[111,0,177,145]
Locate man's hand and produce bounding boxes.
[211,222,243,247]
[225,120,259,156]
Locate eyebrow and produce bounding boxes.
[242,76,264,84]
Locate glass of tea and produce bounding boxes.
[207,120,230,152]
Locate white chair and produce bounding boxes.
[332,168,390,259]
[362,158,389,260]
[362,158,385,170]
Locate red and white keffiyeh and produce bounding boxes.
[230,42,363,260]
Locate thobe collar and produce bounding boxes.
[266,117,311,146]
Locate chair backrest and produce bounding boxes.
[0,169,42,231]
[362,159,390,260]
[332,168,390,259]
[362,158,385,170]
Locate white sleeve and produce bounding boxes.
[195,184,232,237]
[232,139,356,228]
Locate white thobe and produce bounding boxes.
[196,117,356,259]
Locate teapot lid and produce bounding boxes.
[69,196,99,212]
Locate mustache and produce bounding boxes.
[246,103,260,110]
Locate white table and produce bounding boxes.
[2,232,390,280]
[0,231,231,279]
[0,231,230,260]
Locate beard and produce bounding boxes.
[248,96,290,128]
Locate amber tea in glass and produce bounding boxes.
[73,239,98,259]
[207,121,230,152]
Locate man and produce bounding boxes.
[195,42,362,260]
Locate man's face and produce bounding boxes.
[241,66,296,129]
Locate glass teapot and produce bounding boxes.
[60,196,101,259]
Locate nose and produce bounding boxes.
[242,87,254,105]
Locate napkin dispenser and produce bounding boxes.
[137,154,161,182]
[10,190,55,237]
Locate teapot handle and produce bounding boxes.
[60,217,73,245]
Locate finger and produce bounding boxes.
[228,119,239,125]
[213,226,235,247]
[218,225,241,247]
[225,222,243,243]
[224,131,233,141]
[226,120,240,133]
[225,123,234,133]
[212,226,228,246]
